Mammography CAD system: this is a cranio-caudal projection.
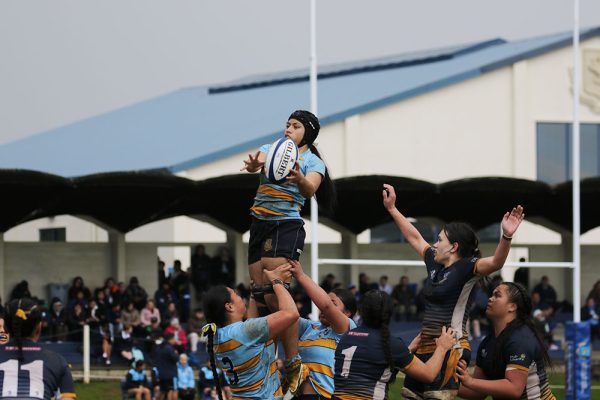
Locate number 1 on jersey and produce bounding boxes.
[340,346,357,378]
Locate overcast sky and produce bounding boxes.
[1,0,600,145]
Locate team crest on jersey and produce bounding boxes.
[509,353,526,362]
[263,239,273,252]
[481,348,487,358]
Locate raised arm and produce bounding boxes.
[240,151,266,173]
[475,206,525,275]
[457,359,527,399]
[289,260,349,333]
[404,327,456,383]
[382,184,429,257]
[264,264,300,339]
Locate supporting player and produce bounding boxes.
[332,290,457,399]
[0,298,76,400]
[456,282,556,400]
[382,183,525,399]
[240,110,335,394]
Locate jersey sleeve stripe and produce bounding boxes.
[216,339,242,353]
[401,354,417,372]
[506,364,529,372]
[60,393,77,399]
[298,338,337,350]
[304,362,333,378]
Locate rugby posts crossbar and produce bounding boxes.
[318,258,575,269]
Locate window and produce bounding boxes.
[536,123,600,184]
[39,227,66,242]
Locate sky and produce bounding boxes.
[1,0,600,145]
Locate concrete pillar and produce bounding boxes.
[341,232,359,286]
[0,233,5,301]
[109,232,127,284]
[226,231,247,286]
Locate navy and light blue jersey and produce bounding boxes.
[333,326,416,400]
[250,143,325,220]
[0,340,75,399]
[298,317,357,398]
[476,325,556,400]
[419,246,480,352]
[214,318,282,399]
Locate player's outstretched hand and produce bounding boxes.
[455,359,472,385]
[240,151,264,172]
[434,326,457,351]
[382,184,397,212]
[288,259,305,278]
[285,162,304,184]
[501,205,525,237]
[264,263,293,283]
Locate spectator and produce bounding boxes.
[198,360,230,399]
[125,277,148,311]
[67,302,87,342]
[533,309,558,350]
[177,353,196,400]
[125,360,152,400]
[468,280,489,340]
[98,322,113,366]
[158,259,167,288]
[532,276,557,310]
[67,276,91,302]
[582,297,600,340]
[162,302,179,329]
[116,324,134,362]
[164,317,187,353]
[513,257,530,290]
[140,299,161,332]
[391,276,416,321]
[347,284,361,304]
[108,302,123,336]
[122,301,143,337]
[103,277,118,307]
[47,298,68,342]
[10,280,31,301]
[358,273,376,297]
[378,275,393,295]
[153,333,179,400]
[170,260,189,298]
[320,273,336,293]
[587,280,600,306]
[86,298,106,329]
[155,282,179,318]
[188,308,207,353]
[191,244,212,300]
[210,247,235,286]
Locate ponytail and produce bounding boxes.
[203,323,224,400]
[361,290,395,370]
[309,144,337,214]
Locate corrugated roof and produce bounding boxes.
[0,28,598,177]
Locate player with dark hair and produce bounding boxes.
[332,290,456,399]
[457,282,555,399]
[0,298,76,399]
[202,263,298,400]
[241,110,336,393]
[289,260,357,399]
[382,184,524,399]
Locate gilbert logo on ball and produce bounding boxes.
[264,137,299,184]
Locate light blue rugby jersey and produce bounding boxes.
[214,318,283,399]
[250,143,325,220]
[298,317,357,398]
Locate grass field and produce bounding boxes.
[75,371,600,399]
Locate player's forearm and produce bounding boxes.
[297,176,317,198]
[463,377,522,399]
[457,385,486,400]
[387,207,424,250]
[422,347,449,382]
[273,283,299,320]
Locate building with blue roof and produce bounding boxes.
[1,28,600,305]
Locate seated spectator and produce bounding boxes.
[582,297,600,340]
[47,298,68,342]
[155,282,179,318]
[587,280,600,307]
[177,353,196,400]
[198,360,230,399]
[98,322,114,366]
[86,298,106,329]
[125,360,152,400]
[532,276,558,310]
[125,277,148,311]
[391,275,416,321]
[103,277,118,306]
[108,302,123,336]
[140,300,161,332]
[378,275,393,295]
[162,302,179,329]
[320,273,336,293]
[122,301,143,337]
[67,302,87,342]
[10,280,31,301]
[68,289,88,312]
[67,276,91,302]
[187,308,207,353]
[164,317,187,353]
[115,324,134,362]
[533,309,558,350]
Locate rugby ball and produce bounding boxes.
[264,138,299,184]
